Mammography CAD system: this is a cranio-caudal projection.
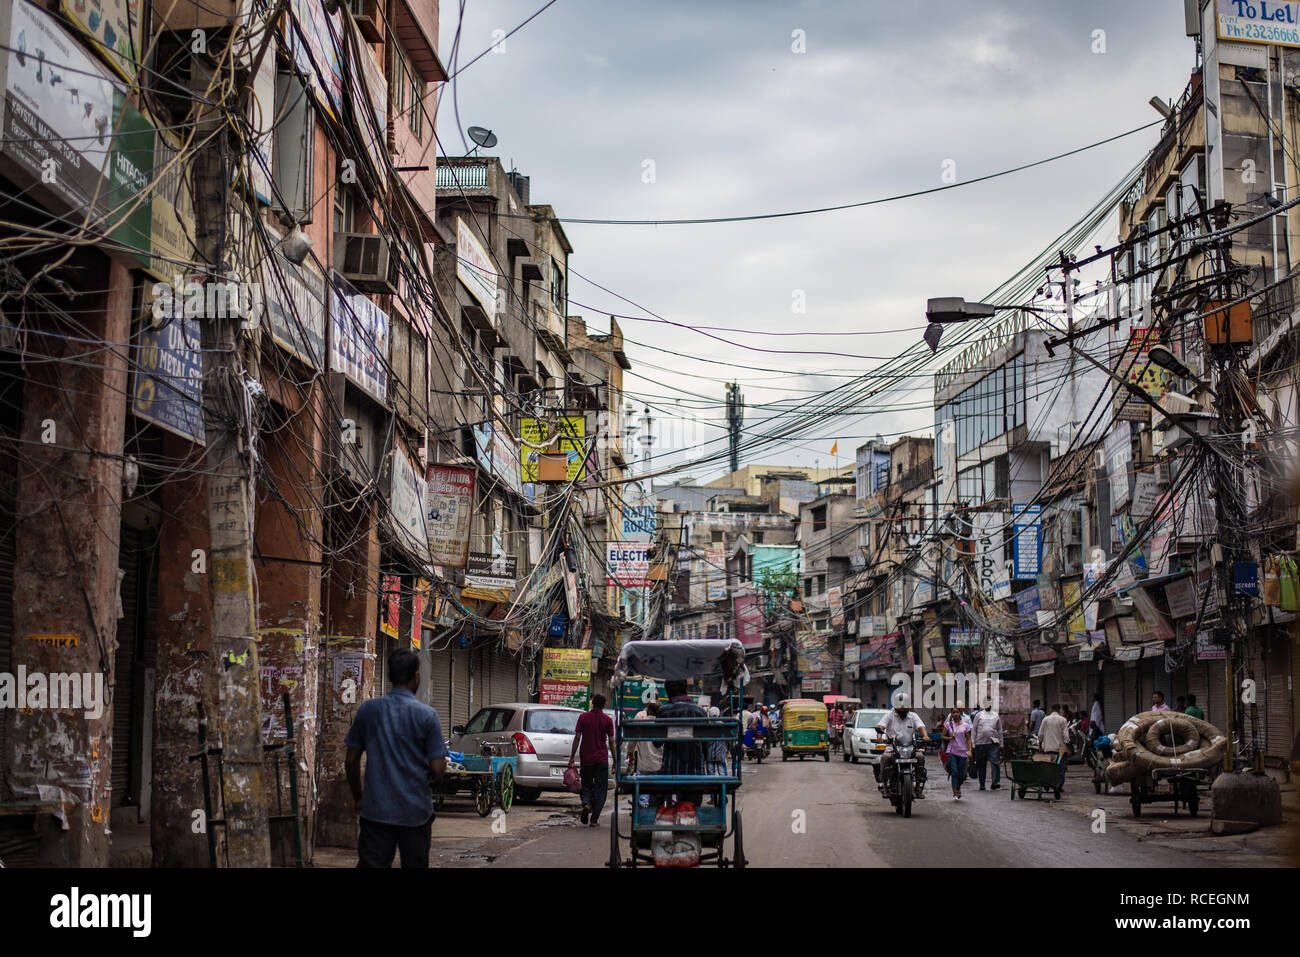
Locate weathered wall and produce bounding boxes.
[9,257,130,866]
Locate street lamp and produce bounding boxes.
[923,298,998,352]
[1148,345,1216,397]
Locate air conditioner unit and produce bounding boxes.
[335,232,399,295]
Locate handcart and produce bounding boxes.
[433,750,517,817]
[608,639,749,869]
[1129,766,1214,818]
[1005,754,1063,801]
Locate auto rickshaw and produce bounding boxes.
[780,699,829,761]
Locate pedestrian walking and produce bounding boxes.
[629,700,662,808]
[344,649,447,868]
[1184,694,1205,720]
[941,703,973,800]
[1038,704,1069,791]
[1089,693,1105,738]
[1029,700,1046,736]
[1151,691,1171,711]
[568,693,616,827]
[971,707,1003,790]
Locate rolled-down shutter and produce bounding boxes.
[1265,636,1291,762]
[1188,660,1211,729]
[489,647,519,705]
[1121,663,1137,724]
[373,633,391,700]
[1104,663,1124,734]
[452,646,471,727]
[429,640,453,721]
[112,527,141,808]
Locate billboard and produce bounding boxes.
[520,416,586,483]
[1217,0,1300,46]
[733,592,764,649]
[456,217,497,317]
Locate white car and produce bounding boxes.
[843,709,892,765]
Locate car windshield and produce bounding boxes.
[857,710,889,729]
[524,709,580,734]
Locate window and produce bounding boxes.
[812,505,827,532]
[524,709,580,734]
[711,530,724,543]
[818,574,826,595]
[936,355,1025,459]
[334,183,361,234]
[753,531,764,544]
[391,42,425,142]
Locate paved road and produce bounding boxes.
[312,752,1284,868]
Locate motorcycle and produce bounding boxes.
[878,737,925,818]
[743,727,770,763]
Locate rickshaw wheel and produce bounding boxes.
[733,810,745,869]
[823,752,830,763]
[497,764,514,812]
[1131,793,1142,817]
[474,777,493,817]
[1018,785,1027,799]
[607,810,620,868]
[782,753,789,762]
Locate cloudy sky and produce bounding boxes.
[438,0,1199,482]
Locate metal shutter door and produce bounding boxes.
[112,527,140,808]
[1104,663,1124,733]
[1121,664,1137,722]
[429,641,453,720]
[452,645,470,727]
[373,633,390,699]
[489,648,518,704]
[1188,659,1210,728]
[1265,636,1291,762]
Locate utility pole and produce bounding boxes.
[188,13,281,866]
[726,382,743,474]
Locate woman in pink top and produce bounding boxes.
[941,703,974,800]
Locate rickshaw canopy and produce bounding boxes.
[613,639,749,688]
[781,699,829,729]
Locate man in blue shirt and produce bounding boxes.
[345,649,447,868]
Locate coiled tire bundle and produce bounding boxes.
[1104,711,1226,785]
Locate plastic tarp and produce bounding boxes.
[614,639,750,688]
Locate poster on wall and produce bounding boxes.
[426,465,474,567]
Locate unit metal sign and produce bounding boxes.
[465,552,517,590]
[262,240,327,369]
[1217,0,1300,46]
[132,315,205,444]
[2,0,154,264]
[386,441,429,562]
[330,276,390,404]
[1011,504,1042,580]
[456,217,497,318]
[607,542,651,587]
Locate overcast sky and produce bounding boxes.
[438,0,1199,482]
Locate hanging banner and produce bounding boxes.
[733,592,764,649]
[386,439,429,562]
[381,574,401,638]
[706,545,727,601]
[425,465,474,568]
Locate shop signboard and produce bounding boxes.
[330,276,390,404]
[607,542,652,587]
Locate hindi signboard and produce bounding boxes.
[426,465,474,568]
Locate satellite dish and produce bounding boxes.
[467,126,498,149]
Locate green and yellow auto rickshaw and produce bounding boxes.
[780,699,829,762]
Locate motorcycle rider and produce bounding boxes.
[875,692,928,799]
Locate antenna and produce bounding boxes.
[467,126,498,155]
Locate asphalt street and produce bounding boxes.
[307,749,1290,869]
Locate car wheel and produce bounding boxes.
[514,787,541,804]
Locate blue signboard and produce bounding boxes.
[133,316,205,443]
[548,613,567,636]
[1015,585,1042,629]
[1233,563,1260,596]
[1011,503,1042,580]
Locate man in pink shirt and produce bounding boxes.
[941,702,973,800]
[1151,691,1171,712]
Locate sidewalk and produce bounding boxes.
[989,760,1295,867]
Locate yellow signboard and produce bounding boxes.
[541,647,592,683]
[521,417,586,483]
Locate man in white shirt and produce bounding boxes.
[1089,694,1105,738]
[1037,703,1069,791]
[876,695,929,799]
[971,708,1003,790]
